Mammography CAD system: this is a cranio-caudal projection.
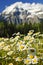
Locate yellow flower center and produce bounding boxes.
[25,59,30,64]
[33,59,37,63]
[20,45,24,49]
[18,58,21,61]
[29,55,34,59]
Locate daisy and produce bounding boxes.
[15,57,22,62]
[24,58,31,65]
[18,44,27,51]
[17,40,25,45]
[3,45,10,51]
[9,63,13,65]
[32,56,38,64]
[28,54,34,59]
[7,51,13,56]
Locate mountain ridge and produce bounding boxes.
[0,2,43,24]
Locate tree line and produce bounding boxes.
[0,20,43,37]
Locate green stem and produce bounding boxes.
[6,60,7,65]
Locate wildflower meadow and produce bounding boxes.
[0,30,43,65]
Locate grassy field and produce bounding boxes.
[0,30,43,65]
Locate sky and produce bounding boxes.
[0,0,43,12]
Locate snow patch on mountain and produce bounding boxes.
[1,2,43,24]
[2,2,43,15]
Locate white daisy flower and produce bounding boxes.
[18,44,27,51]
[10,38,15,42]
[15,57,22,62]
[32,56,38,64]
[28,30,33,36]
[0,41,5,47]
[16,32,20,36]
[33,32,40,36]
[3,45,10,51]
[7,51,13,56]
[14,36,20,41]
[24,58,31,65]
[9,63,13,65]
[17,40,25,46]
[24,36,31,41]
[28,54,34,59]
[0,41,5,49]
[4,38,9,41]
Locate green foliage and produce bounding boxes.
[0,20,43,37]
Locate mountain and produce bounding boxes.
[1,2,43,24]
